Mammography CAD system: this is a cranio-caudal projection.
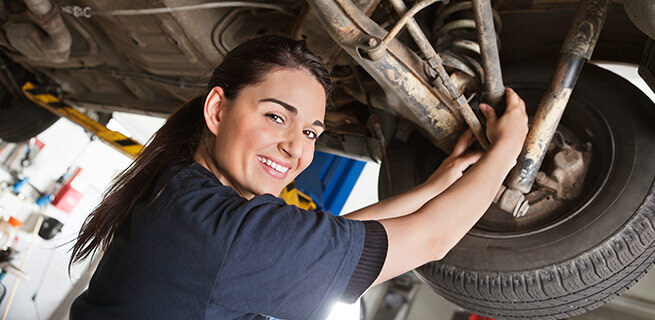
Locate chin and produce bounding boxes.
[252,185,282,197]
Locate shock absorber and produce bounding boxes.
[431,0,502,97]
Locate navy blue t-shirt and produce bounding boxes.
[71,162,387,319]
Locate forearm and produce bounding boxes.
[373,142,518,285]
[418,142,517,256]
[344,179,448,221]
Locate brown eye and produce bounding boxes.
[266,113,284,124]
[303,129,317,140]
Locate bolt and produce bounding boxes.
[368,37,379,47]
[515,200,530,217]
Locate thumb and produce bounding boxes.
[480,103,497,122]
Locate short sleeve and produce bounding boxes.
[207,194,384,320]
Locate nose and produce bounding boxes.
[279,132,304,159]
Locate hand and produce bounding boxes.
[423,129,484,192]
[480,88,529,155]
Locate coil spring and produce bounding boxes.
[431,1,502,91]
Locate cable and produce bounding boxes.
[61,2,296,18]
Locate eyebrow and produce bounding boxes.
[260,98,325,129]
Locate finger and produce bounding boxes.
[455,150,484,170]
[505,88,524,112]
[452,129,474,157]
[506,88,518,104]
[480,103,497,122]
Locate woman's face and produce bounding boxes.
[199,68,326,199]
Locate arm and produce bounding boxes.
[371,88,529,286]
[344,129,483,221]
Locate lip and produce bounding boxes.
[257,155,291,179]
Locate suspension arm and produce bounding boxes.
[306,0,468,152]
[388,0,490,149]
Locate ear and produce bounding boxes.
[203,86,227,135]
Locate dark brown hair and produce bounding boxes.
[70,35,331,265]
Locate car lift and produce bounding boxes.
[21,81,317,210]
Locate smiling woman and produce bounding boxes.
[66,35,529,320]
[196,68,327,198]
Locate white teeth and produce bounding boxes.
[258,156,289,173]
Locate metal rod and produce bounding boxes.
[24,0,72,62]
[506,0,610,194]
[388,0,439,60]
[471,0,505,106]
[378,0,442,49]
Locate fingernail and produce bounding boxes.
[480,104,488,110]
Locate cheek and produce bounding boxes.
[297,147,315,173]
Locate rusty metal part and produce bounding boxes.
[371,0,443,55]
[429,56,490,150]
[471,0,505,107]
[505,0,610,199]
[25,0,52,15]
[4,0,72,63]
[307,0,467,152]
[561,0,611,60]
[388,0,439,62]
[497,188,529,217]
[524,189,566,218]
[535,139,592,201]
[449,71,477,96]
[386,0,488,149]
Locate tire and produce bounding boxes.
[0,99,59,142]
[379,63,655,319]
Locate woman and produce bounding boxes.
[69,35,528,319]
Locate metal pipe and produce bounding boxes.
[388,0,438,61]
[506,0,610,194]
[376,0,442,50]
[23,0,72,62]
[471,0,504,106]
[61,1,295,18]
[25,0,52,15]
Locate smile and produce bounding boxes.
[257,156,290,174]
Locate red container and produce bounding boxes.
[52,183,83,213]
